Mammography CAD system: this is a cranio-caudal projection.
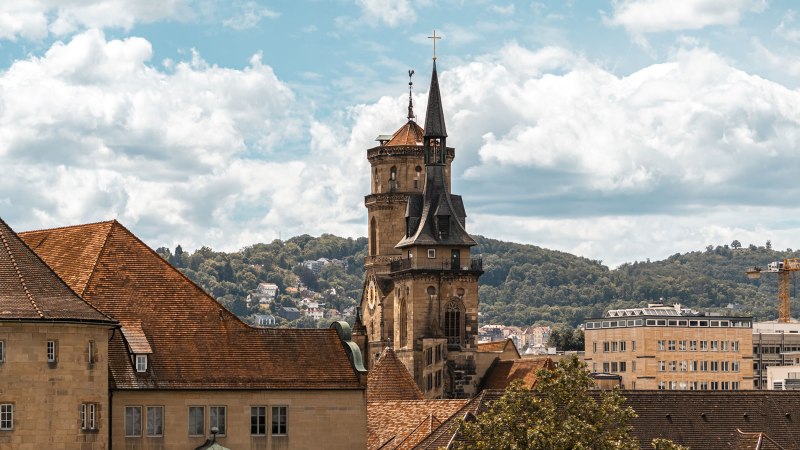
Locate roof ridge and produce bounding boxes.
[0,224,44,318]
[80,220,117,297]
[18,219,117,235]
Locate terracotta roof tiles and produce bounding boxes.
[367,399,467,450]
[368,347,423,402]
[21,220,361,390]
[480,358,555,391]
[386,121,424,147]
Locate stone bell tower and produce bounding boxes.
[357,56,482,399]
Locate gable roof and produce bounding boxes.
[413,390,505,449]
[0,217,114,324]
[480,358,555,391]
[477,338,520,357]
[367,399,467,450]
[20,220,362,390]
[368,347,423,402]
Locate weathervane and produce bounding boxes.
[428,29,441,61]
[407,69,415,121]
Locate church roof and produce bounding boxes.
[386,120,424,147]
[0,217,113,324]
[423,61,447,138]
[367,399,467,450]
[367,346,423,402]
[480,358,555,391]
[20,220,362,390]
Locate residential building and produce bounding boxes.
[355,57,484,399]
[18,220,367,449]
[0,218,117,449]
[583,304,754,390]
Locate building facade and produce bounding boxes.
[356,60,483,399]
[584,304,754,390]
[752,321,800,389]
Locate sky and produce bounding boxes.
[1,0,800,268]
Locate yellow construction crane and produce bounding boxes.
[746,258,800,323]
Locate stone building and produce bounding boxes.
[18,220,367,449]
[0,218,117,449]
[355,59,483,399]
[583,304,754,390]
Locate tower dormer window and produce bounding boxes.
[437,216,450,239]
[136,354,148,372]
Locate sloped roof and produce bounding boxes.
[0,217,113,323]
[480,358,555,391]
[386,121,424,147]
[477,338,520,358]
[367,399,467,450]
[21,220,362,390]
[423,61,447,138]
[368,347,423,402]
[414,390,505,449]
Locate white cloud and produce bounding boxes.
[607,0,766,34]
[354,0,416,27]
[776,10,800,43]
[0,0,191,40]
[222,1,279,30]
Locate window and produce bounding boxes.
[370,218,377,255]
[603,362,610,372]
[689,382,697,390]
[700,361,708,371]
[658,340,665,351]
[679,340,687,351]
[271,406,287,436]
[700,382,708,390]
[188,406,204,436]
[632,341,637,351]
[427,249,436,259]
[88,341,95,367]
[147,406,163,437]
[435,370,442,387]
[425,347,432,366]
[658,361,665,371]
[632,361,636,372]
[711,381,719,390]
[690,360,697,371]
[619,361,627,372]
[444,300,463,346]
[680,361,687,372]
[435,344,442,362]
[399,300,408,348]
[251,407,266,436]
[125,406,142,437]
[732,381,740,390]
[0,340,4,363]
[47,340,57,363]
[593,342,597,353]
[136,355,147,373]
[689,340,697,351]
[611,342,618,352]
[669,361,676,372]
[603,342,609,352]
[721,341,728,351]
[0,404,12,431]
[210,406,226,435]
[732,361,740,372]
[620,341,627,352]
[658,381,666,390]
[711,341,719,351]
[81,403,97,430]
[611,362,618,372]
[426,373,433,390]
[721,361,729,372]
[668,340,676,351]
[700,341,708,351]
[732,341,739,352]
[711,361,719,372]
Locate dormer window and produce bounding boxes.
[437,216,450,239]
[136,354,148,372]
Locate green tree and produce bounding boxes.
[652,438,689,450]
[456,355,638,450]
[731,240,742,249]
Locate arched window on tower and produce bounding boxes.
[390,166,397,192]
[399,299,407,348]
[445,300,464,347]
[370,217,377,256]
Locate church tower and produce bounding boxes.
[359,57,483,399]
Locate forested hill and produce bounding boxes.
[156,235,799,328]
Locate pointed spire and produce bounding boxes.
[424,60,447,138]
[407,69,416,121]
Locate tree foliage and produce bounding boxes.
[456,356,638,450]
[547,326,584,351]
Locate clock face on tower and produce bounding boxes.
[367,280,377,310]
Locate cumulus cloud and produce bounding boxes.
[222,1,279,30]
[354,0,416,27]
[607,0,766,34]
[0,0,190,41]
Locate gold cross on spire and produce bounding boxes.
[428,29,441,60]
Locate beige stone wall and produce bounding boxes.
[111,389,367,450]
[584,325,753,390]
[0,322,110,450]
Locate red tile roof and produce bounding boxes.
[480,358,555,390]
[367,347,423,402]
[21,220,362,390]
[367,399,467,450]
[0,217,113,323]
[386,121,424,147]
[477,338,520,357]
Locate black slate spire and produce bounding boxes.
[423,61,447,138]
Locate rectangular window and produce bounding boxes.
[81,403,97,430]
[251,407,266,436]
[271,406,287,436]
[593,342,597,353]
[700,341,708,351]
[711,361,719,372]
[632,361,636,372]
[658,361,665,372]
[619,341,627,352]
[189,406,204,436]
[125,406,142,437]
[0,340,5,363]
[632,341,636,351]
[689,360,697,371]
[711,381,719,390]
[593,362,598,372]
[611,362,618,372]
[711,341,719,351]
[680,361,687,372]
[88,341,95,367]
[732,381,740,390]
[611,341,618,352]
[426,348,433,366]
[689,382,697,390]
[47,340,56,363]
[603,362,610,372]
[668,340,676,351]
[679,340,687,351]
[721,361,729,372]
[426,373,433,390]
[732,361,740,372]
[136,355,147,373]
[0,404,12,431]
[700,361,708,372]
[427,249,436,259]
[619,361,626,372]
[732,341,739,352]
[210,406,226,435]
[658,381,666,390]
[147,406,163,437]
[669,361,676,372]
[435,370,442,387]
[721,341,728,351]
[700,382,708,390]
[658,340,665,351]
[689,340,697,351]
[669,381,678,390]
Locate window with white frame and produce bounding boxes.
[125,406,142,437]
[251,406,266,435]
[427,249,436,259]
[271,406,287,436]
[81,403,97,430]
[135,355,147,373]
[210,406,226,435]
[188,406,204,436]
[47,340,57,363]
[0,404,12,431]
[146,406,163,437]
